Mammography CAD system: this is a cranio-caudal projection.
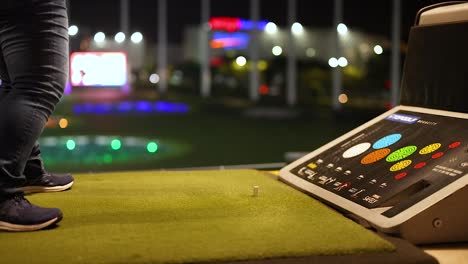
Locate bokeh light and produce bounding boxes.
[328,57,338,68]
[94,32,105,43]
[59,118,68,129]
[103,154,113,164]
[115,32,126,43]
[235,56,247,67]
[338,57,348,67]
[337,23,348,35]
[131,32,143,43]
[257,60,268,70]
[338,93,349,104]
[291,22,303,35]
[147,142,159,153]
[306,48,316,57]
[68,25,78,36]
[149,73,160,84]
[374,45,383,55]
[66,139,76,151]
[265,22,277,34]
[272,46,282,56]
[111,139,122,150]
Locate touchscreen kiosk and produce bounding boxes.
[280,106,468,244]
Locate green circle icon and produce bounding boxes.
[386,146,417,162]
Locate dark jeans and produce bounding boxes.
[0,0,68,194]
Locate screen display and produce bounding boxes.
[290,110,468,214]
[70,52,127,87]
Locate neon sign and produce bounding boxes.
[211,32,249,50]
[209,17,268,32]
[70,52,127,87]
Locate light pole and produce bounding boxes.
[157,0,168,94]
[120,0,129,38]
[390,0,402,107]
[332,0,343,111]
[286,0,297,106]
[200,0,211,97]
[249,0,260,102]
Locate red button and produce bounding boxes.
[432,152,444,159]
[449,141,461,149]
[414,162,427,169]
[394,172,408,180]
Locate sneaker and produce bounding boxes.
[20,172,74,194]
[0,193,62,232]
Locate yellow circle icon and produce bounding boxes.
[419,143,442,155]
[390,160,412,172]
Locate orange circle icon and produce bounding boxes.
[361,148,391,165]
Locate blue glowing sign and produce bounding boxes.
[211,32,250,50]
[73,101,189,115]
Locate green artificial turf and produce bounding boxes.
[1,170,395,263]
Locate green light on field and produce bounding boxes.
[111,139,121,150]
[147,142,158,153]
[103,154,113,164]
[66,139,76,151]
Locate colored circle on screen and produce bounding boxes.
[432,152,444,159]
[372,134,402,149]
[414,162,427,169]
[449,141,461,149]
[386,146,418,162]
[394,172,408,180]
[342,142,371,158]
[419,143,441,155]
[390,160,412,172]
[361,148,391,165]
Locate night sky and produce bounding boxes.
[68,0,452,43]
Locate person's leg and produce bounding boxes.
[1,67,73,194]
[0,0,68,231]
[24,142,46,177]
[0,45,55,185]
[0,28,24,193]
[0,0,69,191]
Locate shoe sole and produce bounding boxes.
[20,181,74,194]
[0,215,62,232]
